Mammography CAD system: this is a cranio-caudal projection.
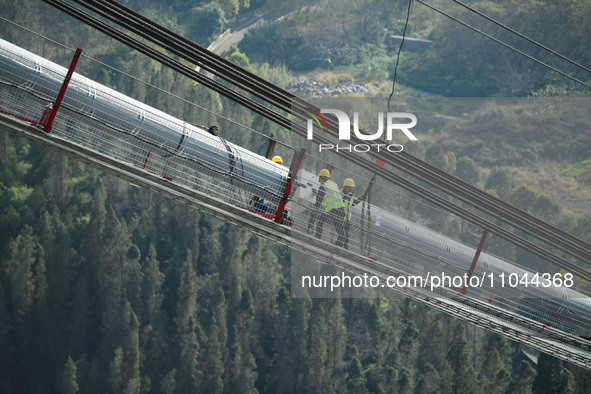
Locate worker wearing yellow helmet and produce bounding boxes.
[272,155,283,165]
[340,178,369,250]
[250,156,285,214]
[308,169,347,247]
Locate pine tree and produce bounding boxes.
[3,226,38,321]
[227,289,257,393]
[122,302,141,394]
[511,360,535,394]
[398,320,420,366]
[71,185,106,357]
[414,362,440,394]
[324,298,346,384]
[479,348,512,393]
[43,155,72,210]
[141,243,164,325]
[60,356,79,394]
[160,369,176,394]
[198,322,224,393]
[39,209,73,348]
[176,319,203,393]
[304,301,328,392]
[532,353,575,394]
[174,250,198,335]
[447,322,479,393]
[0,281,12,392]
[107,347,124,394]
[398,367,412,394]
[98,208,130,353]
[346,357,368,393]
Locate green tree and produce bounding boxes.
[346,357,368,393]
[60,356,79,394]
[226,46,255,73]
[160,369,176,394]
[574,214,591,243]
[398,320,419,366]
[398,367,412,394]
[177,320,203,393]
[174,251,198,335]
[43,155,72,210]
[532,194,562,222]
[454,157,481,187]
[532,353,575,394]
[426,144,449,171]
[227,289,257,393]
[3,226,38,321]
[485,166,516,200]
[217,0,239,18]
[480,348,511,393]
[447,322,479,393]
[121,302,141,394]
[238,0,249,13]
[187,4,227,45]
[414,363,440,394]
[107,347,124,394]
[510,184,540,212]
[304,301,329,392]
[510,360,535,394]
[141,243,164,325]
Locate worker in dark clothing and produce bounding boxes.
[207,125,219,136]
[250,156,283,214]
[340,178,368,250]
[308,169,346,247]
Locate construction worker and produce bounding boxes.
[340,178,368,250]
[310,169,346,246]
[250,156,284,214]
[271,155,283,165]
[271,155,290,223]
[207,125,219,136]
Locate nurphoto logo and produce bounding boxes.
[306,108,418,153]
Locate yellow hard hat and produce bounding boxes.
[272,155,283,165]
[343,178,355,187]
[318,169,331,178]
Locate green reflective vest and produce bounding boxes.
[321,180,344,212]
[342,190,355,221]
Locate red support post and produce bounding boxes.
[462,230,489,294]
[39,48,82,133]
[143,150,152,169]
[274,148,306,224]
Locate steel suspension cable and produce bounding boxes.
[41,0,591,273]
[73,0,591,264]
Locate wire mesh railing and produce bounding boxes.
[1,37,591,357]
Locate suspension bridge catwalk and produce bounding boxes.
[36,0,591,283]
[1,38,591,369]
[46,0,591,266]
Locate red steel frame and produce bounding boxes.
[38,48,82,132]
[462,230,489,294]
[274,148,305,223]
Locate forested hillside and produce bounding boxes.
[241,0,591,96]
[1,0,590,393]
